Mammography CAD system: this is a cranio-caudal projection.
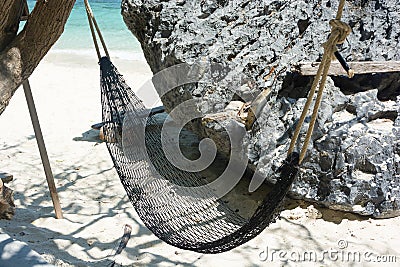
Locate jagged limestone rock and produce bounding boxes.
[122,0,400,217]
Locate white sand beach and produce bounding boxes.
[0,50,399,266]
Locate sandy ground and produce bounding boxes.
[0,50,399,266]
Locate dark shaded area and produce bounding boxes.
[279,72,400,101]
[332,72,400,101]
[297,18,311,35]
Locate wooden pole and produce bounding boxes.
[293,61,400,76]
[22,80,63,219]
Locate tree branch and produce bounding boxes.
[0,0,76,116]
[0,0,23,51]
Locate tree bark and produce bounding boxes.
[0,179,15,220]
[0,0,23,52]
[0,0,76,116]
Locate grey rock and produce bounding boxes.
[122,0,400,217]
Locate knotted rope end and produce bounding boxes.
[347,68,355,78]
[329,19,352,44]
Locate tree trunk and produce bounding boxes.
[0,179,15,220]
[0,0,23,52]
[0,0,76,116]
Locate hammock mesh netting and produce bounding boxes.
[99,56,299,253]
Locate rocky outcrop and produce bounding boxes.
[122,0,400,217]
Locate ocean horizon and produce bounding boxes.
[24,0,144,60]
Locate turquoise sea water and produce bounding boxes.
[24,0,143,59]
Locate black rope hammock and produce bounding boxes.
[85,0,352,254]
[99,56,299,253]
